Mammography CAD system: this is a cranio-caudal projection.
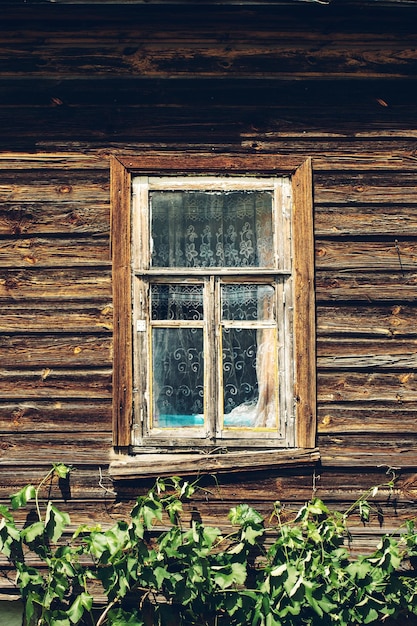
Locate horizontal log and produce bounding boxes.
[316,271,417,302]
[1,110,417,145]
[0,335,111,367]
[1,79,416,110]
[0,432,112,464]
[0,368,112,399]
[0,400,111,432]
[318,404,417,434]
[317,337,417,370]
[242,139,417,170]
[318,372,417,402]
[317,304,417,337]
[314,172,417,205]
[0,201,109,236]
[316,240,417,272]
[33,143,417,170]
[4,143,417,174]
[109,448,320,479]
[0,236,110,268]
[0,470,114,502]
[0,107,249,142]
[0,302,113,333]
[319,433,417,468]
[0,153,108,170]
[0,268,111,301]
[0,170,109,202]
[315,205,417,237]
[1,105,417,142]
[0,9,416,80]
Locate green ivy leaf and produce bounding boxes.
[142,499,163,529]
[213,562,247,589]
[153,565,169,588]
[228,504,264,527]
[52,463,71,479]
[0,517,21,558]
[21,521,45,545]
[359,500,371,523]
[45,501,70,543]
[10,484,36,510]
[0,504,13,522]
[242,524,264,545]
[67,592,93,624]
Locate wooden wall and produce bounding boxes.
[1,2,417,590]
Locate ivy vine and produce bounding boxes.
[1,464,417,626]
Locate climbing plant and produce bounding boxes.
[1,464,417,626]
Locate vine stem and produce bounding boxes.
[96,598,119,626]
[34,466,56,523]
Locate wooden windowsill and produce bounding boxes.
[109,447,320,480]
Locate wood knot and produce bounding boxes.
[4,277,19,289]
[58,185,72,194]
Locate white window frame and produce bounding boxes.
[131,175,294,450]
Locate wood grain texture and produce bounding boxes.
[111,156,133,448]
[0,6,416,80]
[1,6,417,606]
[292,158,316,449]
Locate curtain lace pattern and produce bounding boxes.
[149,190,278,431]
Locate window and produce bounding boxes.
[110,155,317,476]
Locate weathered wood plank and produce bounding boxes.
[0,432,112,464]
[0,268,111,301]
[0,9,416,80]
[5,148,417,173]
[0,236,110,267]
[0,153,108,170]
[1,105,417,143]
[318,404,417,434]
[319,433,417,468]
[109,448,320,479]
[0,335,111,367]
[317,304,417,337]
[316,240,417,272]
[292,158,316,449]
[111,156,133,449]
[0,202,109,236]
[314,172,417,205]
[0,400,111,432]
[318,337,417,370]
[315,206,417,237]
[316,271,417,302]
[318,372,417,402]
[0,369,112,399]
[0,171,109,202]
[242,139,417,170]
[0,303,113,333]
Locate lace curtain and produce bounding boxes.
[149,190,277,430]
[150,191,274,269]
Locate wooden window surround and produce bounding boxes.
[110,154,318,479]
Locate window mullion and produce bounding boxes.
[205,276,217,441]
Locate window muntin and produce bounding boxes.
[132,176,294,449]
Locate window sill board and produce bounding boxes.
[109,447,320,480]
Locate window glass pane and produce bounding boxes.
[222,328,277,429]
[152,328,204,428]
[151,284,204,320]
[150,191,274,268]
[221,284,275,321]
